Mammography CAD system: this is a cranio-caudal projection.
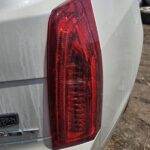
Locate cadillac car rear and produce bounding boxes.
[0,0,143,150]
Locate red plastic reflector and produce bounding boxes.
[47,0,103,149]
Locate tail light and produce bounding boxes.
[47,0,103,149]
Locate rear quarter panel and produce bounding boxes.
[92,0,143,148]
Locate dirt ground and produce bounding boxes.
[105,25,150,150]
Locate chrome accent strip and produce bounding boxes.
[0,128,39,137]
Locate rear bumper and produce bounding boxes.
[1,138,98,150]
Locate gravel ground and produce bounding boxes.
[105,25,150,150]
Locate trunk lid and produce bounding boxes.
[0,0,66,145]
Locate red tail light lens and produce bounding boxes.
[47,0,103,149]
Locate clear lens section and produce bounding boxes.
[47,0,103,149]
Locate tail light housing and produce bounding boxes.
[47,0,103,149]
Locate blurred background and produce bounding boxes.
[105,1,150,149]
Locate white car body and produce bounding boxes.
[0,0,143,149]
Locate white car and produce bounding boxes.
[0,0,143,150]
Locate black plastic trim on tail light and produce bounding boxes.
[47,0,103,149]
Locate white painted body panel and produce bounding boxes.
[0,0,143,149]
